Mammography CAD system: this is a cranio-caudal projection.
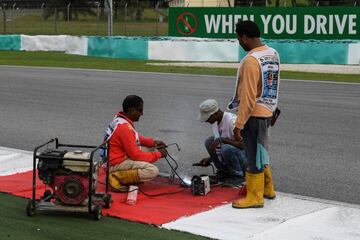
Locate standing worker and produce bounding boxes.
[103,95,167,192]
[229,20,280,208]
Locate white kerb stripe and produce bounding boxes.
[0,147,33,176]
[347,42,360,65]
[148,41,238,62]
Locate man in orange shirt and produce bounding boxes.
[229,20,280,208]
[104,95,167,191]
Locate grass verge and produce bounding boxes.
[0,193,206,240]
[0,50,359,83]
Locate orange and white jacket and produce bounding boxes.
[105,112,162,166]
[228,45,280,130]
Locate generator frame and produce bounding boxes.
[26,138,111,220]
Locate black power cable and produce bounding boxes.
[98,145,190,197]
[132,147,190,198]
[164,152,190,188]
[99,143,242,198]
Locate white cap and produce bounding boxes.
[197,99,219,122]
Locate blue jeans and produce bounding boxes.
[205,136,247,177]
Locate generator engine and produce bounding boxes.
[38,149,96,205]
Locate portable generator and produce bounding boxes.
[38,149,98,205]
[26,138,111,220]
[191,175,210,196]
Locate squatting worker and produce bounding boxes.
[103,95,167,192]
[228,20,280,208]
[197,99,247,186]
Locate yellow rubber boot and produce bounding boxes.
[109,169,140,192]
[264,166,276,199]
[232,172,264,209]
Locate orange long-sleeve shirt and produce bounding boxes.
[235,45,273,130]
[108,113,162,166]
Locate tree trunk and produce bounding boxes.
[113,0,118,20]
[252,0,266,6]
[100,0,105,18]
[309,0,317,6]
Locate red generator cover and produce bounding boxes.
[51,175,89,205]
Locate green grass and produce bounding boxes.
[0,193,206,240]
[0,51,359,83]
[280,71,360,83]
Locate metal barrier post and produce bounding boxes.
[96,2,100,35]
[107,0,113,36]
[41,2,45,20]
[2,5,6,34]
[40,3,45,34]
[67,3,70,22]
[12,3,16,33]
[124,2,128,35]
[54,1,58,34]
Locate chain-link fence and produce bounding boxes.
[167,0,358,7]
[0,0,358,36]
[233,0,357,7]
[0,0,168,35]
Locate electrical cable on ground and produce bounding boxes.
[99,143,242,197]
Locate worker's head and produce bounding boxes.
[122,95,143,122]
[235,20,261,51]
[197,99,222,124]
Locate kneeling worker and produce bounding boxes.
[197,99,247,186]
[104,95,167,191]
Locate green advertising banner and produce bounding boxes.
[169,7,360,39]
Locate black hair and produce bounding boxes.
[122,95,143,112]
[235,20,260,38]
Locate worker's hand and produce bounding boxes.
[158,147,168,158]
[235,140,245,149]
[199,157,211,167]
[209,138,221,153]
[154,140,166,148]
[193,158,211,167]
[233,127,243,142]
[233,127,245,149]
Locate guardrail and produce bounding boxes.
[1,34,359,64]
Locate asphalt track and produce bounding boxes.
[0,66,359,205]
